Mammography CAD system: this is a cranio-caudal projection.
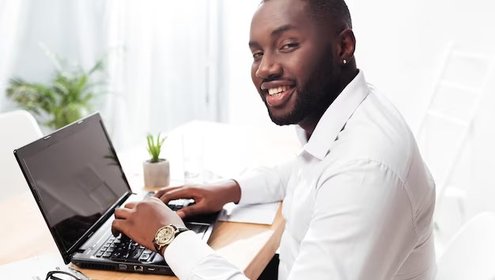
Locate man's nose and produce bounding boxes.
[255,55,282,79]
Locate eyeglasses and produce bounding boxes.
[45,268,88,280]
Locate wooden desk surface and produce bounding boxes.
[0,192,284,280]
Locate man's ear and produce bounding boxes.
[337,28,356,63]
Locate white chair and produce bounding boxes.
[0,110,42,202]
[436,212,495,280]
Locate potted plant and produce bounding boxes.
[5,46,106,130]
[143,133,170,190]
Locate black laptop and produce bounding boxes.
[13,112,219,275]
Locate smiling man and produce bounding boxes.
[249,0,355,135]
[112,0,437,279]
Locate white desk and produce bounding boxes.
[119,120,300,189]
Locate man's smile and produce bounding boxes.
[268,85,290,96]
[260,81,296,107]
[265,86,295,107]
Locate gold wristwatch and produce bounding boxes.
[153,224,189,254]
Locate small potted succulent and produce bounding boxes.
[143,133,170,190]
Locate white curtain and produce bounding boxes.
[102,0,224,149]
[0,0,29,110]
[0,0,225,149]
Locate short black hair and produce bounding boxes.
[260,0,353,31]
[304,0,352,30]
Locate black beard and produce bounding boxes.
[265,86,316,126]
[265,59,338,126]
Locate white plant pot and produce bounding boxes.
[143,159,170,190]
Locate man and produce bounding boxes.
[112,0,436,279]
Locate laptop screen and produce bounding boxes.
[14,113,130,257]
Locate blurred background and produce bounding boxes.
[1,0,495,261]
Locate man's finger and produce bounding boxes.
[177,204,201,219]
[154,185,183,199]
[124,201,137,209]
[111,219,127,237]
[114,207,132,219]
[158,187,195,204]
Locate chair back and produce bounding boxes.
[0,110,42,202]
[436,212,495,280]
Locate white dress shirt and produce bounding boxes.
[165,71,436,280]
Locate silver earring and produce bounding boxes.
[343,59,347,65]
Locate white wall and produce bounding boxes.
[223,1,271,127]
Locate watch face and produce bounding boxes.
[156,225,176,246]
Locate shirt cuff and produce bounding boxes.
[164,230,215,279]
[235,170,266,205]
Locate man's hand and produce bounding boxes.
[154,179,241,218]
[112,197,185,251]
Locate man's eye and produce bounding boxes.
[252,51,263,60]
[280,42,299,51]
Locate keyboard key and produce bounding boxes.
[139,251,156,262]
[128,248,144,261]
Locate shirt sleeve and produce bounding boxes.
[164,231,249,280]
[235,159,295,205]
[163,160,296,279]
[285,160,419,280]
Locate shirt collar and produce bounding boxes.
[299,70,370,160]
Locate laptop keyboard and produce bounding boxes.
[94,200,210,263]
[96,235,153,262]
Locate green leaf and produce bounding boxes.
[88,59,105,75]
[146,133,167,163]
[5,45,110,129]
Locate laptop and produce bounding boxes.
[13,112,219,275]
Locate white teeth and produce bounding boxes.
[268,86,289,96]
